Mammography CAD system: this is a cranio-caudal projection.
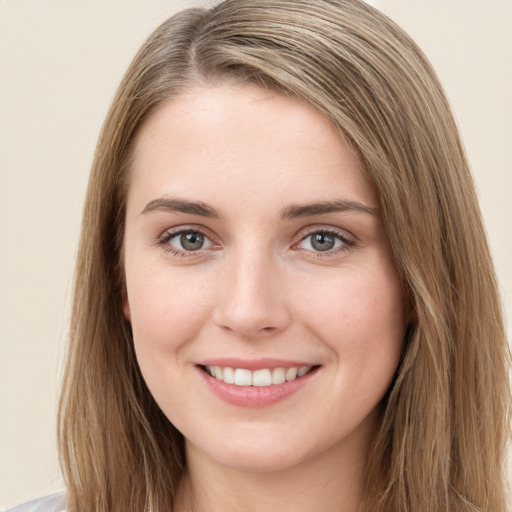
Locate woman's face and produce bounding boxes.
[123,83,405,473]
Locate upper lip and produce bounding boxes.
[196,358,320,371]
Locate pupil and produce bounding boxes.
[311,233,335,251]
[181,232,204,251]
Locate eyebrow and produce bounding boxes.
[141,197,378,220]
[141,198,222,219]
[279,199,379,219]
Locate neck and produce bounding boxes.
[174,437,369,512]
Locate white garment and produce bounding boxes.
[4,493,66,512]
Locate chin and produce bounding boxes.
[212,447,305,474]
[187,430,314,474]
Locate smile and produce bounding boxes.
[204,365,313,387]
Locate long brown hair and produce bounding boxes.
[58,1,510,510]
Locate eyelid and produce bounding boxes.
[295,224,356,243]
[292,225,356,255]
[157,224,221,256]
[155,223,356,258]
[157,223,217,239]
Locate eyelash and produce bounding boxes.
[157,226,355,258]
[295,228,355,258]
[157,227,217,258]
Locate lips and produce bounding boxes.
[197,360,320,408]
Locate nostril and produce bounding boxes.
[213,300,292,338]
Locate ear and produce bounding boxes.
[122,288,131,322]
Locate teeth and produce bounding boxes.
[253,369,272,387]
[272,368,286,385]
[234,368,252,386]
[297,366,310,377]
[205,365,313,387]
[223,367,235,384]
[285,367,298,381]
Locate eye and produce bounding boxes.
[297,229,353,253]
[161,229,214,254]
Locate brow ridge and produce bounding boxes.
[280,199,378,219]
[141,198,221,219]
[141,197,377,220]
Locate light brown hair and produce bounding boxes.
[58,1,510,510]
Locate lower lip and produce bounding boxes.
[197,366,319,408]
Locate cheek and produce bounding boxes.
[125,266,216,386]
[128,266,209,337]
[297,262,405,371]
[125,268,217,416]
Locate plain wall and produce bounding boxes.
[1,0,511,508]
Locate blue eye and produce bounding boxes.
[298,230,351,253]
[165,230,214,252]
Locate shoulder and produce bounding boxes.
[4,493,67,512]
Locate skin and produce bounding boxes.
[123,83,405,512]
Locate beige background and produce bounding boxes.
[1,0,511,508]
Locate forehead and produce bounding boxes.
[128,83,377,212]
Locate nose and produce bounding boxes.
[212,249,291,339]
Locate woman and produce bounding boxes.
[9,0,510,511]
